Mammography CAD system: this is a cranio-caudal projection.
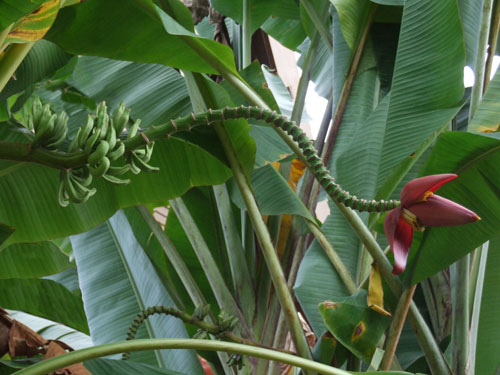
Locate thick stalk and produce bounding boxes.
[0,24,13,53]
[380,285,417,370]
[0,42,34,93]
[242,0,252,68]
[321,5,376,165]
[300,0,333,52]
[469,0,494,121]
[13,339,353,375]
[170,197,253,338]
[451,256,470,375]
[212,121,313,364]
[484,0,499,92]
[136,206,212,314]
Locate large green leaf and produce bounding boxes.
[66,56,192,127]
[229,164,315,223]
[84,358,185,375]
[0,278,87,333]
[376,0,465,189]
[319,290,391,364]
[457,0,485,69]
[294,199,360,336]
[70,210,202,373]
[474,237,500,375]
[0,40,71,101]
[469,66,500,132]
[8,310,93,349]
[329,0,372,50]
[0,241,72,278]
[0,0,45,30]
[0,136,231,245]
[406,132,500,284]
[210,0,300,33]
[45,0,236,75]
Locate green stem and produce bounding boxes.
[0,24,13,53]
[484,0,499,92]
[169,197,253,339]
[13,339,353,375]
[136,206,211,314]
[0,42,34,93]
[380,285,417,371]
[212,121,313,365]
[242,0,252,68]
[469,0,494,122]
[300,0,333,52]
[451,256,470,375]
[213,183,256,323]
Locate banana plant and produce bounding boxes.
[0,0,499,375]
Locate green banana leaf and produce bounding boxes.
[294,199,360,336]
[474,237,500,375]
[0,222,15,246]
[0,241,72,278]
[406,132,500,284]
[0,0,45,30]
[9,309,92,349]
[319,290,391,364]
[84,358,186,375]
[330,0,372,50]
[0,40,71,102]
[469,66,500,132]
[0,278,87,333]
[70,210,203,374]
[45,0,236,75]
[457,0,485,69]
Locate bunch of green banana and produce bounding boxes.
[28,97,68,150]
[125,118,160,174]
[58,167,96,207]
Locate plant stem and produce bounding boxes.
[451,255,470,375]
[300,0,333,52]
[170,197,253,338]
[212,121,313,365]
[13,339,354,375]
[484,0,500,92]
[321,5,376,166]
[469,0,494,122]
[380,285,417,370]
[213,183,256,323]
[0,42,34,93]
[136,206,211,313]
[242,0,252,68]
[0,24,13,53]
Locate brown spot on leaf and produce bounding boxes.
[351,321,365,342]
[322,301,339,309]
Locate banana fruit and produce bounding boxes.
[28,97,68,150]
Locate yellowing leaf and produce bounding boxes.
[7,0,60,43]
[368,263,392,317]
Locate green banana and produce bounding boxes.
[131,151,159,172]
[31,97,44,127]
[44,112,68,150]
[113,102,130,134]
[70,174,96,198]
[89,156,111,177]
[107,142,125,161]
[84,129,102,153]
[78,115,95,148]
[128,156,142,174]
[87,140,110,165]
[107,164,130,176]
[102,173,130,185]
[35,104,53,134]
[106,125,117,150]
[58,171,70,207]
[32,113,56,147]
[127,119,141,139]
[68,128,82,153]
[96,102,109,141]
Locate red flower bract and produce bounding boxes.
[384,174,480,275]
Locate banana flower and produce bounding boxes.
[384,174,480,275]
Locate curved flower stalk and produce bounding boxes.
[384,174,480,275]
